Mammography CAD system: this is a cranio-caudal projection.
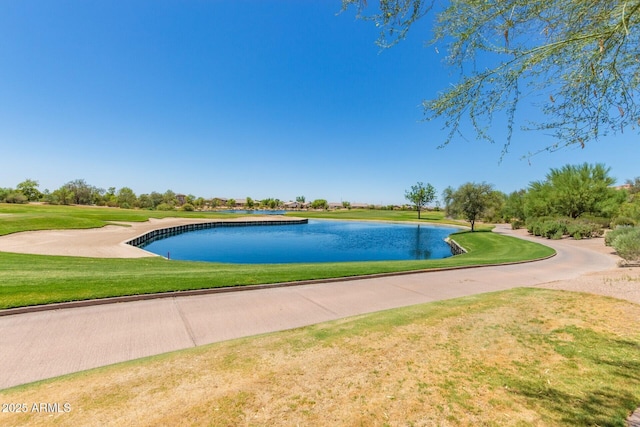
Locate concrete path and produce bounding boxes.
[0,226,619,390]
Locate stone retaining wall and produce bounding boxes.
[445,237,467,256]
[126,218,308,248]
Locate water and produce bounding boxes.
[141,220,460,264]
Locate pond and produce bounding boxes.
[141,220,460,264]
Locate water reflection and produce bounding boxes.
[409,225,432,260]
[142,220,460,264]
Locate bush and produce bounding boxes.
[567,220,603,239]
[156,203,174,211]
[612,216,636,227]
[611,227,640,262]
[4,192,28,204]
[579,215,611,229]
[526,217,604,239]
[605,226,636,246]
[511,219,524,230]
[540,220,567,239]
[181,203,195,211]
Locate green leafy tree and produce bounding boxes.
[103,187,117,207]
[16,179,42,202]
[311,199,329,210]
[246,197,255,209]
[163,190,177,207]
[61,179,97,205]
[193,197,206,209]
[444,182,495,231]
[0,187,12,202]
[482,190,506,223]
[524,163,620,219]
[51,185,74,205]
[116,187,137,209]
[149,192,164,208]
[502,189,527,221]
[138,194,154,209]
[405,182,436,219]
[342,1,640,152]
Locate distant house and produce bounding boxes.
[176,194,186,205]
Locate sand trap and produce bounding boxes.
[0,216,290,258]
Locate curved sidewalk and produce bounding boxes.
[0,226,620,390]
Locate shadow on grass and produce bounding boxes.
[506,327,640,426]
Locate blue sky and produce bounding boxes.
[1,1,638,205]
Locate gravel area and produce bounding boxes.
[502,226,640,305]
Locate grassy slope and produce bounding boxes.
[1,288,638,426]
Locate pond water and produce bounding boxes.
[141,220,460,264]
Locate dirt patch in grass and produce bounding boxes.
[2,288,639,426]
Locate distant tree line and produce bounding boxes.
[0,179,293,211]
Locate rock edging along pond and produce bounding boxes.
[126,218,309,248]
[445,237,467,255]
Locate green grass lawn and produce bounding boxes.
[0,204,554,309]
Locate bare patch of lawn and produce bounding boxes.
[2,288,639,426]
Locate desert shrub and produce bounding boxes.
[526,217,604,239]
[605,226,636,246]
[511,219,524,230]
[612,216,636,227]
[567,220,602,239]
[4,192,28,204]
[611,227,640,262]
[540,220,565,239]
[526,216,555,236]
[579,215,611,229]
[156,203,174,211]
[0,187,12,202]
[181,203,195,211]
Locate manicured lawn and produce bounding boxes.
[0,204,553,309]
[2,288,638,425]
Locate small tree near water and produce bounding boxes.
[444,182,494,231]
[405,182,436,219]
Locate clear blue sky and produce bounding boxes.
[1,1,638,205]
